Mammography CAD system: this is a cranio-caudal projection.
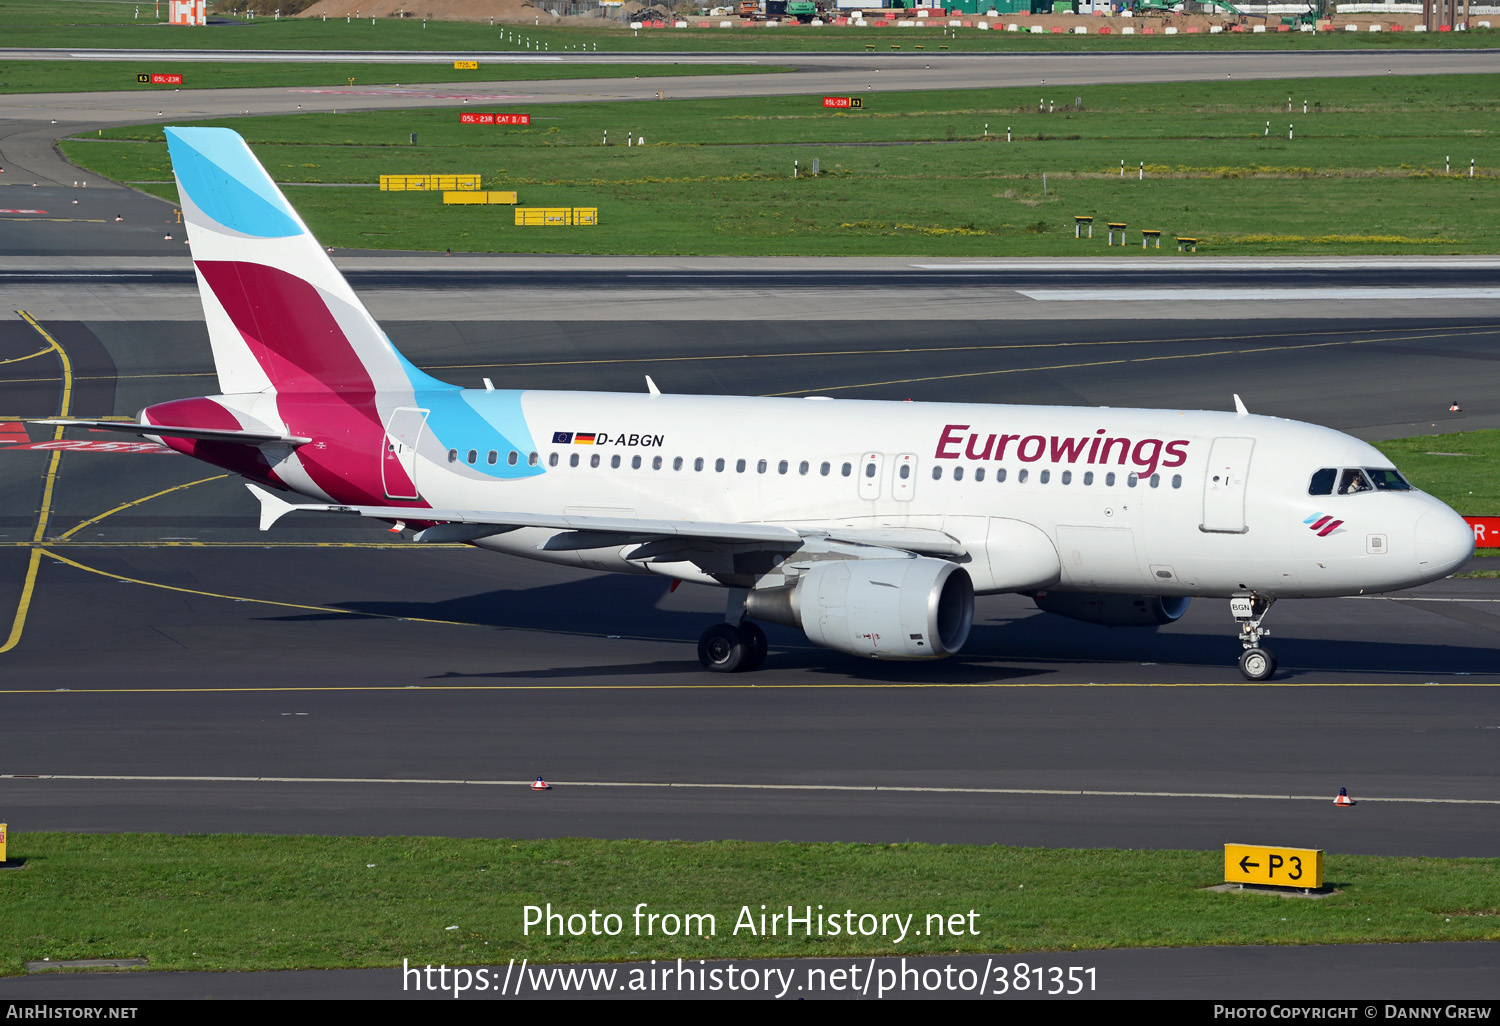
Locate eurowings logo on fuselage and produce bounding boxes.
[1304,513,1346,537]
[935,424,1190,479]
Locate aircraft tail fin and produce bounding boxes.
[165,127,446,397]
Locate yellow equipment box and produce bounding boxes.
[443,191,518,205]
[380,174,482,192]
[515,207,599,226]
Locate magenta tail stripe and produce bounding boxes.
[1310,516,1332,530]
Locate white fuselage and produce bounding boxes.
[335,389,1472,600]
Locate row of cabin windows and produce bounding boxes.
[444,447,1182,489]
[931,466,1182,488]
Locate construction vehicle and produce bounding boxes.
[737,0,761,18]
[788,0,817,20]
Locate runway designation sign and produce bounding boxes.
[1224,844,1323,888]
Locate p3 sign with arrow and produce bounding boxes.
[1224,844,1323,888]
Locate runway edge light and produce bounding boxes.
[1335,787,1354,807]
[531,777,551,791]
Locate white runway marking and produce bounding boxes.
[1017,288,1500,302]
[3,774,1495,806]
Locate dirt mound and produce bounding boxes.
[297,0,561,23]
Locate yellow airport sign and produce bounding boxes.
[1224,843,1322,888]
[454,60,479,70]
[0,823,6,863]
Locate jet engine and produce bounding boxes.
[746,557,974,659]
[1032,592,1190,628]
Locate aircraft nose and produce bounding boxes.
[1415,506,1475,579]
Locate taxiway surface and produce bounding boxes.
[0,299,1496,856]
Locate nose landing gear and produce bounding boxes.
[1232,595,1276,681]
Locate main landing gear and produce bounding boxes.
[697,620,768,673]
[1232,595,1277,681]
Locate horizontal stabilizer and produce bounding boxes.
[34,419,311,446]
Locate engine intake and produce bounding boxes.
[1032,592,1191,628]
[747,557,974,660]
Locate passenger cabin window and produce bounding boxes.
[799,461,810,476]
[590,454,600,468]
[569,453,579,468]
[841,462,852,477]
[507,450,518,466]
[447,449,458,463]
[611,455,622,469]
[757,459,767,474]
[996,468,1007,483]
[931,466,942,481]
[736,459,747,473]
[1367,468,1412,491]
[974,468,985,482]
[487,450,497,465]
[693,457,703,471]
[953,467,964,482]
[1309,468,1336,495]
[631,455,642,469]
[548,453,559,468]
[820,462,831,476]
[715,458,726,473]
[467,449,478,465]
[1017,469,1028,484]
[1339,468,1372,495]
[778,460,789,475]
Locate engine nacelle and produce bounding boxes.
[747,557,974,660]
[1032,592,1191,628]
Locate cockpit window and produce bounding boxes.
[1338,468,1373,495]
[1366,468,1412,491]
[1308,468,1336,496]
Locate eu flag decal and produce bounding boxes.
[552,431,573,444]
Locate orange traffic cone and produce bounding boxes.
[531,776,551,791]
[1334,787,1353,807]
[1450,401,1463,412]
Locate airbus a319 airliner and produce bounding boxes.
[44,128,1475,680]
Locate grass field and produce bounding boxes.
[61,75,1500,256]
[2,0,1497,52]
[1,833,1496,974]
[0,59,786,93]
[1377,429,1500,516]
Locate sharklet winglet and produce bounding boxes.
[246,483,303,533]
[1233,394,1249,416]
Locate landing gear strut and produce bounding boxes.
[696,620,768,673]
[1231,595,1276,681]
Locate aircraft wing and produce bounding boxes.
[35,419,312,446]
[247,485,965,556]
